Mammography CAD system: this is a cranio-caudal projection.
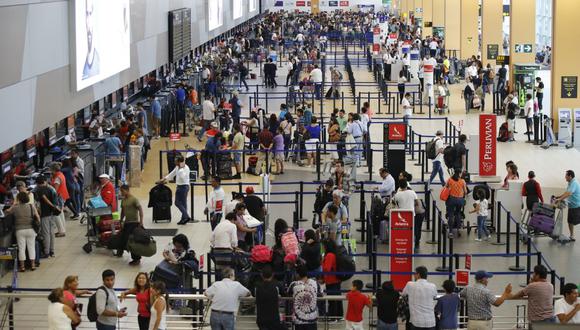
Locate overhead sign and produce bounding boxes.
[514,43,533,53]
[339,0,349,6]
[561,76,578,99]
[389,210,414,290]
[496,55,510,65]
[456,269,470,287]
[329,0,338,6]
[486,44,499,60]
[415,7,422,13]
[296,1,306,6]
[479,114,497,176]
[424,21,432,27]
[169,133,181,141]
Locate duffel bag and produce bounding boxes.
[127,235,157,257]
[132,226,152,244]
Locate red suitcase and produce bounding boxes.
[98,219,121,233]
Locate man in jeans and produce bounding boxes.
[158,155,192,225]
[428,130,446,186]
[116,185,144,265]
[34,176,59,258]
[205,267,251,330]
[96,269,126,329]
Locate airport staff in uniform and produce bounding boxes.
[157,155,193,225]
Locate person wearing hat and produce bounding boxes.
[459,270,512,330]
[243,187,266,223]
[428,130,446,187]
[98,174,117,213]
[522,171,544,213]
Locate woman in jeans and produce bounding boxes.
[376,281,400,330]
[445,169,467,238]
[6,192,40,271]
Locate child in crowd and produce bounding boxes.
[469,189,491,241]
[435,279,460,330]
[345,279,372,330]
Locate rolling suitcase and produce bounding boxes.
[379,220,389,243]
[532,203,555,218]
[152,260,182,289]
[529,214,555,234]
[217,158,233,179]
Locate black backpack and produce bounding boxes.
[426,138,439,160]
[87,286,109,322]
[335,245,355,281]
[443,145,456,169]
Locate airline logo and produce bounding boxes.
[388,124,406,141]
[479,114,497,176]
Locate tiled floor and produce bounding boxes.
[5,44,580,328]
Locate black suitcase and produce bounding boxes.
[185,153,199,181]
[152,260,182,289]
[217,158,233,179]
[153,205,172,223]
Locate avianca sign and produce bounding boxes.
[479,114,497,176]
[388,123,406,142]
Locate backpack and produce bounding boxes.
[426,138,439,160]
[443,145,456,169]
[281,231,300,256]
[463,84,473,96]
[250,244,273,263]
[87,286,109,322]
[335,245,355,281]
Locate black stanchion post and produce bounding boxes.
[537,251,542,267]
[492,201,505,245]
[509,217,524,271]
[316,142,321,182]
[204,177,209,222]
[365,210,373,271]
[190,183,194,222]
[437,211,443,254]
[427,200,437,244]
[424,184,431,231]
[299,181,305,221]
[550,270,556,293]
[436,222,449,272]
[506,211,512,255]
[526,237,532,284]
[560,276,566,295]
[448,237,454,280]
[293,191,300,229]
[206,253,212,287]
[159,150,163,179]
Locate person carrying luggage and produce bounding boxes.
[157,155,192,225]
[116,185,144,265]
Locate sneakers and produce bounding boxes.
[475,238,482,242]
[129,260,141,266]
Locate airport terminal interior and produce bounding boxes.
[1,0,580,329]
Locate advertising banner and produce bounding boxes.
[479,114,497,176]
[339,1,349,6]
[389,210,414,290]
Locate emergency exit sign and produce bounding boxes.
[515,44,533,53]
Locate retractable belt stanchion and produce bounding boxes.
[505,211,512,256]
[436,218,449,272]
[492,201,506,245]
[316,142,321,182]
[423,185,431,232]
[426,200,437,244]
[299,181,308,223]
[356,183,367,243]
[509,217,525,271]
[526,237,532,284]
[204,177,209,222]
[158,150,163,179]
[448,237,454,280]
[293,191,300,229]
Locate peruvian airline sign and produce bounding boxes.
[479,114,497,176]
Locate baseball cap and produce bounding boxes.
[474,270,493,280]
[245,186,254,194]
[436,130,443,136]
[99,174,111,180]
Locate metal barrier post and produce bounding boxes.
[159,150,163,179]
[424,184,431,232]
[550,270,556,293]
[428,96,432,119]
[448,237,454,280]
[560,276,566,295]
[410,130,415,160]
[414,135,422,165]
[436,222,449,272]
[525,237,532,284]
[204,177,209,222]
[437,211,443,254]
[427,200,437,244]
[206,253,212,287]
[316,142,321,182]
[293,191,300,229]
[299,181,305,221]
[190,183,194,222]
[509,217,524,271]
[506,211,512,255]
[492,201,505,245]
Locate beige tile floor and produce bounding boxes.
[4,44,580,329]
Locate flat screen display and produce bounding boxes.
[74,0,131,91]
[233,0,243,19]
[249,0,258,12]
[208,0,224,31]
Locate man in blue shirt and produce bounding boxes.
[202,132,222,179]
[555,170,580,241]
[149,96,162,139]
[136,102,148,137]
[104,129,123,182]
[176,85,187,125]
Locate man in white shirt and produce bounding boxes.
[402,266,438,329]
[295,33,305,45]
[211,212,239,278]
[393,179,418,211]
[309,65,324,100]
[428,130,446,187]
[555,283,580,324]
[205,267,251,328]
[401,92,413,124]
[205,176,226,230]
[429,39,438,57]
[198,98,216,141]
[377,168,395,199]
[158,155,193,225]
[524,93,534,135]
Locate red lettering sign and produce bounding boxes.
[389,210,414,290]
[465,254,472,270]
[388,123,406,142]
[223,102,232,110]
[423,64,434,73]
[296,1,306,6]
[373,44,380,52]
[373,27,381,35]
[455,269,470,287]
[339,1,349,6]
[199,254,204,270]
[169,133,181,141]
[479,114,497,176]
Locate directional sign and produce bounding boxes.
[486,44,499,60]
[561,76,578,99]
[515,43,533,53]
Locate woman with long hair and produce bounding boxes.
[120,272,151,330]
[322,239,343,319]
[445,169,467,238]
[47,288,80,330]
[376,281,400,330]
[149,281,168,330]
[62,275,90,329]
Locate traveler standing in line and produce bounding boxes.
[288,264,322,330]
[50,162,68,237]
[376,281,400,330]
[254,266,284,330]
[522,171,544,213]
[310,64,323,100]
[238,62,249,91]
[34,176,59,258]
[116,185,144,265]
[435,280,460,330]
[460,270,512,330]
[6,192,40,272]
[555,283,580,324]
[507,265,555,325]
[428,130,446,187]
[397,70,407,103]
[402,266,438,330]
[70,149,85,213]
[157,155,191,225]
[469,188,491,242]
[328,117,341,161]
[205,267,251,330]
[256,125,274,174]
[47,288,81,330]
[445,169,467,238]
[345,279,372,330]
[401,92,413,124]
[452,134,468,174]
[149,96,162,139]
[210,212,238,279]
[198,97,216,142]
[229,91,243,126]
[148,281,168,330]
[205,176,226,230]
[273,127,285,175]
[62,275,90,329]
[305,116,321,167]
[322,239,343,320]
[120,272,151,330]
[377,168,396,199]
[346,113,365,167]
[535,77,544,111]
[393,179,418,211]
[244,186,267,223]
[300,229,322,272]
[524,93,534,135]
[231,124,244,179]
[554,170,580,241]
[96,269,126,330]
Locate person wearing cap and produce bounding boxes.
[98,174,117,213]
[507,264,555,325]
[157,155,191,225]
[522,171,544,213]
[50,163,69,237]
[459,270,512,330]
[205,176,226,230]
[377,168,395,199]
[244,187,266,223]
[402,266,438,329]
[428,130,446,187]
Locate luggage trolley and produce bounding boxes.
[82,202,118,254]
[521,197,571,243]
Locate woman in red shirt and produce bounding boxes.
[322,239,343,319]
[62,275,91,329]
[51,163,69,237]
[120,272,151,330]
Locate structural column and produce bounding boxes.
[432,0,445,39]
[460,0,478,60]
[481,0,503,67]
[509,0,536,86]
[422,0,433,37]
[551,0,580,129]
[444,0,460,57]
[311,0,319,14]
[414,0,423,29]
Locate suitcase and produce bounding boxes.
[217,159,233,179]
[533,203,555,218]
[250,73,257,79]
[185,153,199,181]
[529,214,555,234]
[325,87,334,99]
[100,231,114,243]
[153,205,172,223]
[248,156,258,166]
[98,219,121,233]
[379,220,389,243]
[152,260,182,289]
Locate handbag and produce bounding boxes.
[440,186,451,201]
